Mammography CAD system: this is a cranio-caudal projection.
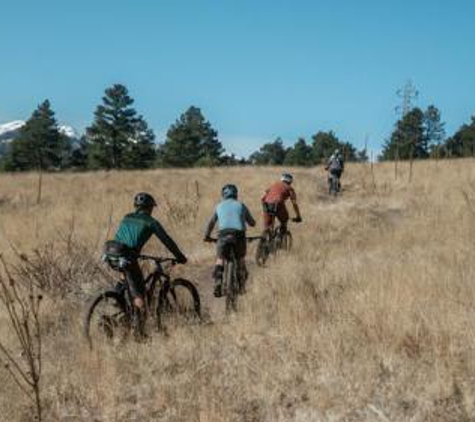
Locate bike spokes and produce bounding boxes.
[84,292,130,347]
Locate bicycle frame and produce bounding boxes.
[139,256,176,306]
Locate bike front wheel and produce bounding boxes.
[281,230,293,252]
[83,289,130,348]
[157,278,201,331]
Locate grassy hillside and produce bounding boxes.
[1,160,475,421]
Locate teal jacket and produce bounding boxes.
[114,211,187,262]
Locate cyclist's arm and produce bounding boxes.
[243,205,256,227]
[261,189,269,203]
[204,212,218,238]
[289,190,302,219]
[151,221,187,264]
[291,199,302,218]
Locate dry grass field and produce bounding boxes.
[1,160,475,421]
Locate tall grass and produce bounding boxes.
[0,160,475,421]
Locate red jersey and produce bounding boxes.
[262,181,296,204]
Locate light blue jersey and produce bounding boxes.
[205,199,256,236]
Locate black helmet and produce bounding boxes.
[134,192,157,209]
[222,184,238,199]
[281,172,293,184]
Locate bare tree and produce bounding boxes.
[0,256,43,421]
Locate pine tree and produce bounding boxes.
[311,131,358,164]
[444,116,475,158]
[284,138,313,166]
[69,136,89,169]
[158,106,223,167]
[249,138,287,165]
[381,108,428,161]
[2,100,67,171]
[86,84,156,169]
[424,105,446,157]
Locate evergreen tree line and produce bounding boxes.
[1,84,474,172]
[250,132,368,166]
[380,105,475,161]
[1,85,229,171]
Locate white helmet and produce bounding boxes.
[281,172,293,184]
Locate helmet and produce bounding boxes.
[222,184,238,199]
[134,192,157,209]
[334,149,341,156]
[281,172,293,184]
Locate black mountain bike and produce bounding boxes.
[256,222,294,267]
[83,256,201,348]
[208,236,262,313]
[328,170,341,196]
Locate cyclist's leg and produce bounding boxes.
[262,207,273,234]
[277,202,289,233]
[336,170,342,191]
[124,259,146,336]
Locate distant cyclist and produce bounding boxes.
[204,184,256,298]
[261,172,302,233]
[103,193,187,336]
[325,149,344,192]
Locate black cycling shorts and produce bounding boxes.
[217,230,247,260]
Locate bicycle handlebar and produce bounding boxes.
[205,235,263,243]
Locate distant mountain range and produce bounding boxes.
[0,120,81,156]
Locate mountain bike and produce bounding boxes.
[328,170,341,196]
[83,255,201,348]
[256,222,294,267]
[207,236,262,313]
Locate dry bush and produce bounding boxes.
[0,161,475,420]
[10,238,110,301]
[0,257,43,421]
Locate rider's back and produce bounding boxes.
[263,181,295,203]
[216,199,248,232]
[115,211,159,252]
[328,156,343,171]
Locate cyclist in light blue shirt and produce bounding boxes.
[204,184,256,297]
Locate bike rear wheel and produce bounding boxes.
[83,289,130,348]
[224,258,239,313]
[256,236,270,266]
[157,278,201,331]
[329,175,339,196]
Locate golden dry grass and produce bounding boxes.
[1,160,475,421]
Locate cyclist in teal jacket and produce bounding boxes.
[104,192,187,335]
[204,184,256,297]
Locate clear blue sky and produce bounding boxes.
[1,0,474,157]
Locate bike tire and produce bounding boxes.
[157,278,201,331]
[255,237,269,267]
[330,176,338,196]
[224,259,238,313]
[282,230,293,252]
[83,289,130,349]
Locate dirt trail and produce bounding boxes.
[188,177,361,323]
[187,257,262,323]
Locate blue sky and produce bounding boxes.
[0,0,474,157]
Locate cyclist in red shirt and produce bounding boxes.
[261,173,302,232]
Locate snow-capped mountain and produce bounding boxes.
[0,120,25,144]
[59,125,80,139]
[0,120,81,156]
